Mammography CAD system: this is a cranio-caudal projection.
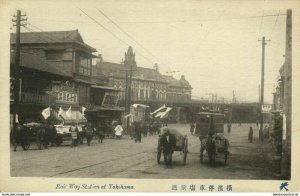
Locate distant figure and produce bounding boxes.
[49,123,57,147]
[134,122,142,143]
[160,128,176,168]
[190,123,195,135]
[114,123,124,139]
[86,125,94,146]
[70,124,79,147]
[248,126,253,143]
[227,122,231,133]
[206,131,216,167]
[96,123,105,143]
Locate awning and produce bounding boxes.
[132,104,149,109]
[73,78,95,85]
[91,85,119,91]
[60,110,87,124]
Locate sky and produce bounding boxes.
[8,0,295,103]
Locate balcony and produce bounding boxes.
[20,92,56,105]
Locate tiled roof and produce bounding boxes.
[10,30,96,52]
[11,51,72,77]
[99,61,167,83]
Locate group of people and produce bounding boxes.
[13,120,57,152]
[129,121,163,143]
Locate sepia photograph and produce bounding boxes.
[0,0,300,193]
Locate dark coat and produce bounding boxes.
[160,133,176,153]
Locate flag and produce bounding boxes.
[58,107,64,116]
[82,106,86,116]
[41,107,51,120]
[150,104,166,116]
[66,106,72,118]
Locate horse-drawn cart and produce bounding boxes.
[22,122,46,150]
[195,111,230,166]
[157,129,188,165]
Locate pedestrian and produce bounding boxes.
[49,122,57,147]
[134,122,142,143]
[114,122,123,139]
[190,123,195,135]
[13,119,29,152]
[86,124,94,146]
[160,128,176,168]
[43,124,52,149]
[227,122,231,133]
[70,124,78,147]
[206,131,216,167]
[248,126,253,143]
[96,122,105,143]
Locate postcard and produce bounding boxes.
[0,0,299,193]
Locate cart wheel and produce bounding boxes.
[55,136,63,146]
[183,138,188,165]
[157,148,162,164]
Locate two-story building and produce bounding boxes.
[10,30,122,126]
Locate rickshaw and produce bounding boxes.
[157,128,188,165]
[195,111,229,165]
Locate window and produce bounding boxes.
[78,55,91,75]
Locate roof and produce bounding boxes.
[99,61,167,83]
[11,51,72,77]
[91,85,119,91]
[162,75,192,89]
[10,30,97,52]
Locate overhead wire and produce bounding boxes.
[76,7,156,67]
[96,8,173,72]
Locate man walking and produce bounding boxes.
[134,122,142,143]
[160,128,176,168]
[96,122,105,143]
[227,121,231,133]
[248,126,254,143]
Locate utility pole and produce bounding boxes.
[126,61,133,130]
[12,10,27,128]
[281,9,292,180]
[124,70,128,113]
[258,36,271,141]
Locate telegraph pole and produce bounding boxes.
[12,10,27,127]
[281,9,292,180]
[258,36,270,141]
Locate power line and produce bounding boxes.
[269,10,281,37]
[96,8,172,71]
[258,10,264,35]
[77,7,155,66]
